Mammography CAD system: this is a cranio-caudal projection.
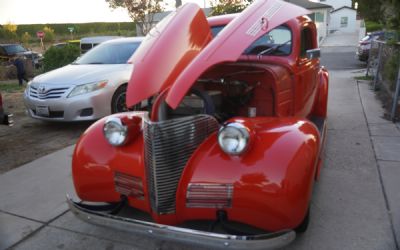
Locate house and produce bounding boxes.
[329,6,357,33]
[314,0,358,33]
[285,0,333,45]
[318,0,351,10]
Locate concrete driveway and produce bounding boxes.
[1,31,399,250]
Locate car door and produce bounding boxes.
[294,25,319,117]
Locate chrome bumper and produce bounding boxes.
[67,195,296,249]
[3,113,13,126]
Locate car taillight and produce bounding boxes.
[186,183,233,208]
[114,172,144,199]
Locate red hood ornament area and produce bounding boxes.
[68,0,329,248]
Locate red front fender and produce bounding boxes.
[176,117,321,231]
[72,113,150,213]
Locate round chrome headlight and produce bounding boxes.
[218,123,250,155]
[103,117,128,146]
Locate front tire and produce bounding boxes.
[111,85,139,114]
[295,208,310,233]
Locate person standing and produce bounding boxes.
[11,56,29,86]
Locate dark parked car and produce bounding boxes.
[0,92,13,126]
[0,44,43,68]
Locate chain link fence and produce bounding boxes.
[366,40,400,121]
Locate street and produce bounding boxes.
[0,32,399,250]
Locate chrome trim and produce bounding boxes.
[103,117,128,146]
[143,115,219,214]
[186,183,233,208]
[218,122,250,155]
[29,85,70,99]
[67,195,296,249]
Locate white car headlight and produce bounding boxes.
[218,123,250,155]
[25,81,32,96]
[68,80,108,98]
[103,117,128,146]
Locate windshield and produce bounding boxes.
[4,44,27,55]
[75,41,141,64]
[211,25,292,56]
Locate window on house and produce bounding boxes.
[341,17,348,27]
[315,12,324,23]
[308,13,315,22]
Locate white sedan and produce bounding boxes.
[24,37,143,121]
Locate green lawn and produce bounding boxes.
[0,81,26,93]
[354,75,374,81]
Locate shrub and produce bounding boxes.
[43,44,80,72]
[383,49,400,91]
[365,21,384,32]
[43,26,55,43]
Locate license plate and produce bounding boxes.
[36,106,49,117]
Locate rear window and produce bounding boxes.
[3,44,27,55]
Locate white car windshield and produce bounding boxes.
[75,42,140,64]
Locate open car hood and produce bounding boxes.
[126,0,309,108]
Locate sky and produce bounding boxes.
[0,0,208,25]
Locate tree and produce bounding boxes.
[210,0,251,16]
[354,0,383,22]
[354,0,400,32]
[105,0,164,35]
[21,32,31,46]
[0,22,18,42]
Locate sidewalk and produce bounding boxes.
[358,78,400,247]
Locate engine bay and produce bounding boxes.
[146,63,277,123]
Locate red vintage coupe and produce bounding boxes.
[68,0,329,248]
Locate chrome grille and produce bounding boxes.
[144,115,219,214]
[30,85,70,99]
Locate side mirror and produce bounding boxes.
[306,48,320,59]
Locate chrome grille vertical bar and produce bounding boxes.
[144,115,219,214]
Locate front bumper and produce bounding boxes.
[0,112,13,126]
[67,195,296,249]
[24,88,112,122]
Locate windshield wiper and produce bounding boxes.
[88,62,105,64]
[257,39,291,58]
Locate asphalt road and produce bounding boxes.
[320,46,366,70]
